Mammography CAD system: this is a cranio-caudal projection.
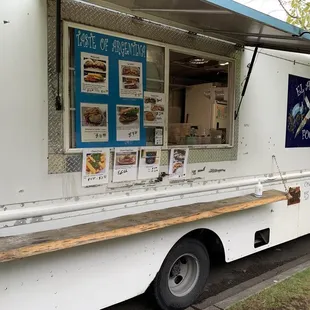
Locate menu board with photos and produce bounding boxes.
[74,27,147,148]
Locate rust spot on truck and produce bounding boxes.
[288,187,301,206]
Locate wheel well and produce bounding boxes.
[181,229,225,265]
[146,228,225,295]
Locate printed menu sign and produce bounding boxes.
[81,52,109,94]
[116,105,140,141]
[144,92,165,127]
[285,74,310,148]
[138,148,161,180]
[113,148,138,182]
[82,149,110,187]
[81,103,108,142]
[74,28,147,148]
[155,128,163,146]
[169,148,189,179]
[119,61,143,98]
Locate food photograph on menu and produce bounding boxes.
[116,105,140,141]
[116,151,137,166]
[144,92,165,127]
[169,148,189,179]
[85,152,107,175]
[81,52,109,94]
[113,148,138,182]
[122,65,140,77]
[81,103,108,142]
[119,60,143,98]
[123,77,140,89]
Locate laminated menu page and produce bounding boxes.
[143,92,165,127]
[82,148,110,187]
[138,148,161,180]
[169,148,189,179]
[80,103,108,142]
[119,61,143,98]
[116,105,140,141]
[113,148,138,182]
[81,52,109,95]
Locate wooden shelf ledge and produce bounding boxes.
[0,190,287,263]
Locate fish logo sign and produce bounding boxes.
[294,96,310,138]
[285,74,310,148]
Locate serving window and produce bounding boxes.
[63,22,234,153]
[169,51,233,146]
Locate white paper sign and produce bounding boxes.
[119,60,143,98]
[116,105,140,141]
[138,148,161,180]
[82,149,110,187]
[169,148,189,179]
[80,103,108,142]
[144,92,165,127]
[155,128,163,146]
[113,148,138,182]
[81,52,109,94]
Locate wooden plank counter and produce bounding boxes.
[0,190,287,263]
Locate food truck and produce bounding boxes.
[1,0,310,309]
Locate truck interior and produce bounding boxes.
[168,51,230,145]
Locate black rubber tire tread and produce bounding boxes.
[151,237,210,310]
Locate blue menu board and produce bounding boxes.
[74,28,147,148]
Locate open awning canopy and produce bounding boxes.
[90,0,310,54]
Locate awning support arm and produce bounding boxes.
[293,31,310,38]
[55,0,62,111]
[234,46,258,120]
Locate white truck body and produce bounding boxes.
[1,0,310,309]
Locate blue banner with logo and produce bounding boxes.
[74,28,147,148]
[285,74,310,148]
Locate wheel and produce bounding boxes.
[151,237,210,310]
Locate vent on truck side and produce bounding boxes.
[254,228,270,248]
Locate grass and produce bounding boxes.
[228,268,310,310]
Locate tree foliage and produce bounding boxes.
[287,0,310,29]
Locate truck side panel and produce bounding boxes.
[0,181,302,310]
[1,1,310,309]
[0,0,308,216]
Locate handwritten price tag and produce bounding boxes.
[95,133,106,139]
[148,167,158,173]
[128,131,138,138]
[117,169,128,175]
[87,175,106,182]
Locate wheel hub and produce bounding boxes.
[171,262,181,276]
[168,253,200,297]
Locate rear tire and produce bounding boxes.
[151,237,210,310]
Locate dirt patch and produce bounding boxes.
[196,257,296,303]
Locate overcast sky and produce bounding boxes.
[234,0,288,21]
